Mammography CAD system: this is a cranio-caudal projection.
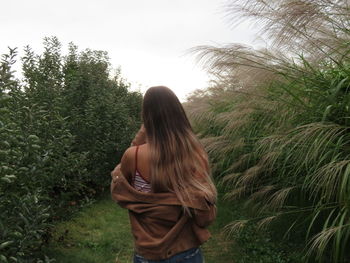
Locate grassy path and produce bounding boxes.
[42,191,237,263]
[42,190,304,263]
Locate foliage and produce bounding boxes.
[0,38,142,262]
[186,0,350,262]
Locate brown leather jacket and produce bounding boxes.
[110,174,217,260]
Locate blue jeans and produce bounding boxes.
[133,247,204,263]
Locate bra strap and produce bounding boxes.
[135,145,139,174]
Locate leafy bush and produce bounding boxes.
[0,38,141,262]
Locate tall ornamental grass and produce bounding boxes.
[185,1,350,262]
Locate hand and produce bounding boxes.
[111,164,121,183]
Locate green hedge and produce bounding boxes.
[0,37,142,262]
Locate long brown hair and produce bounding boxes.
[142,86,217,207]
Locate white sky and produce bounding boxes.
[0,0,261,101]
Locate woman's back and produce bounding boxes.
[111,86,217,262]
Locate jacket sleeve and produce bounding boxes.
[192,201,217,228]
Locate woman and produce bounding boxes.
[111,86,217,263]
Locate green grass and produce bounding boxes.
[41,191,134,263]
[41,190,303,263]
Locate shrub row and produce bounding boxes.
[0,37,142,262]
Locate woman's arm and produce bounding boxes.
[120,147,134,183]
[111,124,144,183]
[111,147,134,184]
[131,124,147,146]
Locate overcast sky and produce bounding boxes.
[0,0,261,101]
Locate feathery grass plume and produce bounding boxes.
[259,124,344,163]
[249,185,277,203]
[256,216,278,231]
[225,0,350,62]
[265,187,296,211]
[236,165,264,186]
[308,159,350,203]
[192,44,290,88]
[222,185,246,200]
[185,1,350,261]
[307,223,350,263]
[225,153,253,173]
[223,219,249,237]
[200,136,230,155]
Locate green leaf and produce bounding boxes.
[0,254,8,263]
[322,105,333,122]
[0,241,14,250]
[0,177,11,183]
[5,175,16,180]
[28,135,39,142]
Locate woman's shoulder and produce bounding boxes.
[121,146,136,162]
[121,144,150,182]
[120,146,137,178]
[121,144,149,164]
